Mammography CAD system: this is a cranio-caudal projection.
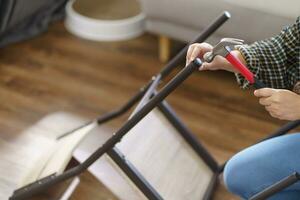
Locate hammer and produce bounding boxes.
[203,38,265,89]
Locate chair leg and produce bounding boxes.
[159,35,171,63]
[249,172,300,200]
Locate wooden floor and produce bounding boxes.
[0,21,286,199]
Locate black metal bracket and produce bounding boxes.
[107,148,164,200]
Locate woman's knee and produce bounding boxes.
[223,152,253,198]
[223,146,271,198]
[223,133,300,198]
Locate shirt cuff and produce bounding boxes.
[234,45,261,89]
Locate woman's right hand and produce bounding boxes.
[186,43,241,73]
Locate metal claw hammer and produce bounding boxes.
[203,38,265,89]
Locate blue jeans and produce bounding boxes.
[223,133,300,199]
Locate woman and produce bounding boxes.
[186,17,300,199]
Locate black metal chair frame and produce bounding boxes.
[9,11,300,200]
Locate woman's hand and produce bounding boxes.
[186,43,213,65]
[254,88,300,120]
[186,43,242,73]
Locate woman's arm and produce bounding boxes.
[236,17,300,89]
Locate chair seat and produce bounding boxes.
[74,108,214,200]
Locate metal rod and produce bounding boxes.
[249,172,300,200]
[160,11,231,78]
[158,101,219,172]
[107,148,163,200]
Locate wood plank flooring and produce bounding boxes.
[0,21,287,199]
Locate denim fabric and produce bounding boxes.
[223,133,300,199]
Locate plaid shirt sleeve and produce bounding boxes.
[235,17,300,89]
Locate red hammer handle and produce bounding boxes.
[225,52,255,84]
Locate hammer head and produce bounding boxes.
[204,38,244,63]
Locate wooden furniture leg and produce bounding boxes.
[159,35,171,63]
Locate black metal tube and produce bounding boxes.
[160,11,231,78]
[107,148,163,200]
[158,101,219,172]
[249,172,300,200]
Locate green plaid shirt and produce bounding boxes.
[236,17,300,91]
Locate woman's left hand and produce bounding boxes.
[254,88,300,120]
